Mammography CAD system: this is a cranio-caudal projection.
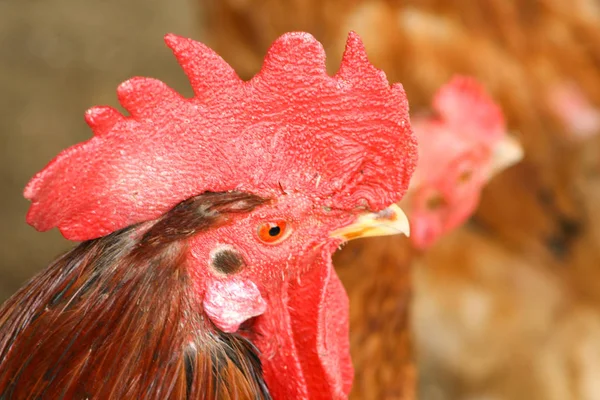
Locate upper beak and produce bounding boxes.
[330,203,410,241]
[488,134,524,178]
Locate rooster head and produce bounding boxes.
[24,32,417,398]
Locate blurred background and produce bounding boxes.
[2,1,600,399]
[0,0,198,299]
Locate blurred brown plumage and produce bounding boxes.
[197,1,600,399]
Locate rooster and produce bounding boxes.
[0,32,418,399]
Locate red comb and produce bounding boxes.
[24,32,416,241]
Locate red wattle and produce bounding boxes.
[253,255,352,399]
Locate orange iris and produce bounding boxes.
[257,220,289,244]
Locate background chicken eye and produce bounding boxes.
[257,220,289,244]
[426,193,446,210]
[458,169,473,184]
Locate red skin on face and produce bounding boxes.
[184,192,358,398]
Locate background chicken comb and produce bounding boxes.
[24,32,417,241]
[432,76,506,144]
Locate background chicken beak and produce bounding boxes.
[330,204,410,241]
[488,135,524,178]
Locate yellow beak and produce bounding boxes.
[488,134,524,178]
[330,203,410,241]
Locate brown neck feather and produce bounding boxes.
[0,191,271,400]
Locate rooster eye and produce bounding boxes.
[257,220,290,244]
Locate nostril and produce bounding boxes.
[375,207,395,220]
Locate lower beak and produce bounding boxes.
[330,203,410,241]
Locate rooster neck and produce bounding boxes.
[0,192,272,399]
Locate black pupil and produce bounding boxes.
[268,226,281,237]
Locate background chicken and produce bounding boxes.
[335,76,520,400]
[404,76,522,250]
[195,0,600,399]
